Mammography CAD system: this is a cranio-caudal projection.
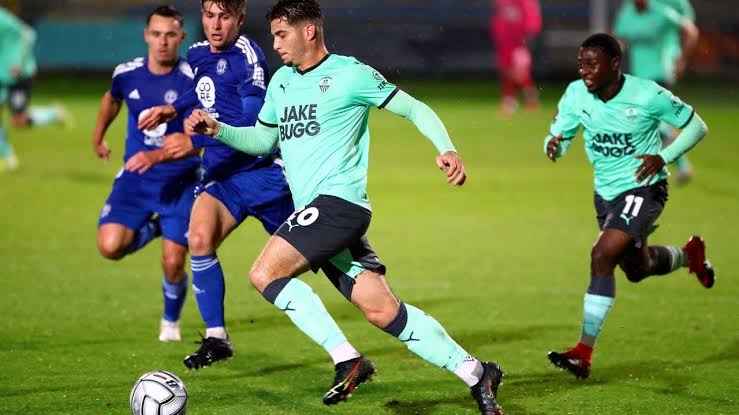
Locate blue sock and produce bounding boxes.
[262,278,348,352]
[162,274,188,322]
[124,219,161,255]
[191,255,226,328]
[384,303,472,372]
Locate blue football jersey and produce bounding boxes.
[174,35,274,181]
[110,57,200,180]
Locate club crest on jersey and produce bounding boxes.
[625,107,638,120]
[164,90,178,105]
[319,76,332,93]
[216,58,228,75]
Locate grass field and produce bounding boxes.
[1,78,737,415]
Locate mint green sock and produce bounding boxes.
[270,278,347,352]
[0,128,12,158]
[674,155,692,173]
[390,303,471,372]
[580,293,615,347]
[29,106,61,126]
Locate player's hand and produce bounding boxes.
[185,110,219,137]
[138,105,177,131]
[546,135,563,162]
[436,151,467,186]
[10,66,21,80]
[635,154,665,183]
[94,140,111,160]
[164,133,195,159]
[125,150,163,174]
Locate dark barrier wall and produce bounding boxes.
[9,0,739,79]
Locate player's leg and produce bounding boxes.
[250,235,370,405]
[97,188,161,260]
[251,197,378,405]
[186,191,236,338]
[97,223,136,260]
[9,78,67,128]
[8,79,31,128]
[0,98,19,172]
[182,190,237,368]
[345,266,502,414]
[159,239,188,342]
[547,228,630,379]
[512,45,539,110]
[158,190,193,342]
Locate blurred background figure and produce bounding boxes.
[490,0,542,117]
[0,6,67,131]
[614,0,699,184]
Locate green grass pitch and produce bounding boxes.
[0,78,737,414]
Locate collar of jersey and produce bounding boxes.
[294,53,331,76]
[595,75,626,103]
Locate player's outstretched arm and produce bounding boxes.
[185,110,278,156]
[383,90,466,186]
[91,91,122,160]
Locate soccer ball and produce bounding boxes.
[129,370,188,415]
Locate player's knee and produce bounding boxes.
[249,264,275,293]
[622,264,648,283]
[97,233,126,260]
[187,229,214,255]
[590,246,616,273]
[360,300,399,329]
[161,253,186,281]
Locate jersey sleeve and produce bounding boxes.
[348,63,399,108]
[110,69,125,101]
[648,85,694,128]
[613,6,629,39]
[237,39,269,99]
[549,83,581,139]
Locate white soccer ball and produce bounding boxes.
[129,370,188,415]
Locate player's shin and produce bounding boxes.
[262,278,360,364]
[383,303,483,387]
[162,274,188,323]
[649,246,686,275]
[191,255,227,338]
[579,275,615,350]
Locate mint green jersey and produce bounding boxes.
[548,75,694,200]
[0,7,36,84]
[257,54,398,210]
[657,0,695,81]
[614,1,682,83]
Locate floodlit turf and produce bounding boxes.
[1,78,737,415]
